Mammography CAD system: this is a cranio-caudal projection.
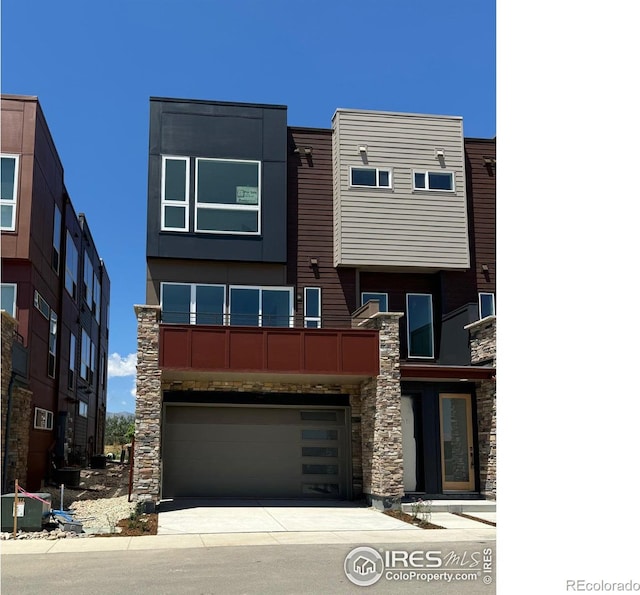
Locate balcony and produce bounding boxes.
[159,323,380,380]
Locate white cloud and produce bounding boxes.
[130,380,136,398]
[108,353,137,378]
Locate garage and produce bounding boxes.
[161,403,349,499]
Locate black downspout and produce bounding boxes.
[3,372,16,493]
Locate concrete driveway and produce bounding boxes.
[157,499,421,535]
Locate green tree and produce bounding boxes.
[105,414,135,445]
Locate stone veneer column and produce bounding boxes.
[133,305,162,507]
[358,312,404,509]
[465,315,496,499]
[1,311,32,490]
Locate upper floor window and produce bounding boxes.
[161,156,189,232]
[413,171,455,192]
[361,292,388,312]
[479,292,495,319]
[94,272,101,320]
[1,154,19,231]
[81,328,91,382]
[304,287,322,328]
[406,293,434,359]
[52,203,62,274]
[1,283,17,317]
[350,167,391,188]
[65,231,79,300]
[161,282,225,325]
[195,158,261,234]
[84,252,94,309]
[79,400,88,418]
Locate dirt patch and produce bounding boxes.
[45,461,131,509]
[95,513,158,537]
[383,509,444,530]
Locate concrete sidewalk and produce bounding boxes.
[1,524,495,555]
[1,500,496,554]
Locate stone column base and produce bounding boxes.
[365,493,402,511]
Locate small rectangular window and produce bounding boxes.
[304,287,321,328]
[479,292,495,319]
[406,293,435,359]
[94,272,101,320]
[300,410,336,421]
[52,203,62,273]
[302,464,339,475]
[301,429,338,441]
[350,167,392,188]
[65,231,79,300]
[34,290,51,320]
[1,284,17,317]
[361,292,388,312]
[79,400,88,418]
[34,407,54,430]
[1,154,19,231]
[48,311,57,378]
[413,170,455,192]
[161,156,189,232]
[302,447,339,457]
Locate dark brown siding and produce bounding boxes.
[465,138,496,295]
[439,138,496,313]
[287,128,355,328]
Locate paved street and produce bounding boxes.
[2,541,496,594]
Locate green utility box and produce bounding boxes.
[1,492,52,532]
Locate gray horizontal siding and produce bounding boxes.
[333,110,470,270]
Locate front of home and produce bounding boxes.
[132,97,496,509]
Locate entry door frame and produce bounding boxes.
[438,392,475,492]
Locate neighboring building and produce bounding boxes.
[1,95,110,492]
[134,97,495,509]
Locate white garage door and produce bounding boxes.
[162,405,349,499]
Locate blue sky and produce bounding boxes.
[2,0,495,413]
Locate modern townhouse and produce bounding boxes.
[133,97,495,509]
[1,95,110,492]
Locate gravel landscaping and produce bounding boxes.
[1,461,140,540]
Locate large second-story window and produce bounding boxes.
[1,154,19,231]
[195,158,260,234]
[52,203,62,273]
[406,293,434,359]
[65,231,79,300]
[1,283,17,317]
[229,286,293,327]
[161,283,225,324]
[161,156,189,232]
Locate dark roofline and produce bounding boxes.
[288,125,332,134]
[149,96,287,110]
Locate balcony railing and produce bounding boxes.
[159,323,380,377]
